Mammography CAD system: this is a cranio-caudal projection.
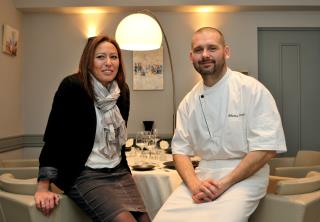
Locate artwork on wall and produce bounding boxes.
[133,46,163,90]
[2,24,19,56]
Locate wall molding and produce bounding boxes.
[0,134,173,153]
[0,135,43,153]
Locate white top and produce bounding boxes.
[85,105,121,168]
[172,68,286,160]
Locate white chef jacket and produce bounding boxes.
[172,68,287,159]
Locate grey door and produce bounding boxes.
[258,28,320,156]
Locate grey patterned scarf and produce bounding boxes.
[91,75,127,159]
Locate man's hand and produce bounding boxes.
[174,154,224,204]
[191,179,218,203]
[191,178,231,204]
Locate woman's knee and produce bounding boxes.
[111,211,136,222]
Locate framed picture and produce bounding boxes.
[133,47,163,90]
[2,24,19,56]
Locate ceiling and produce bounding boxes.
[13,0,320,14]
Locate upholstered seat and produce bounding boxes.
[251,151,320,222]
[269,150,320,177]
[250,171,320,222]
[0,172,91,222]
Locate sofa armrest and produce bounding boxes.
[267,175,293,194]
[0,189,41,222]
[276,174,320,195]
[250,190,320,222]
[274,166,320,178]
[0,190,91,222]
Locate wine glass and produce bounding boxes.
[135,131,146,149]
[135,131,149,163]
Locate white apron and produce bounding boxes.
[153,159,269,222]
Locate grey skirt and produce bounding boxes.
[67,164,146,222]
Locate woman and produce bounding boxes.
[34,35,150,222]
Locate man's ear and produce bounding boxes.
[189,50,193,61]
[224,45,230,60]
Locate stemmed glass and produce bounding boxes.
[135,131,151,163]
[135,131,146,150]
[147,129,162,161]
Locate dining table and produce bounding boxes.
[126,151,183,219]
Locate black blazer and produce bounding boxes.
[39,73,130,192]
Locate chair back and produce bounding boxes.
[294,150,320,166]
[0,173,37,195]
[0,167,38,179]
[0,159,38,168]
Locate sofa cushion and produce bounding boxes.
[276,171,320,195]
[306,171,320,177]
[0,173,37,195]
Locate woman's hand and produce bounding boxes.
[34,190,60,216]
[34,180,60,216]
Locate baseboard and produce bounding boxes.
[0,135,43,153]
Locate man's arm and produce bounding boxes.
[201,150,276,200]
[174,154,199,193]
[174,154,218,203]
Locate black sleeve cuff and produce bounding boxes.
[38,166,58,182]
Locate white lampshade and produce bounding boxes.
[115,13,162,51]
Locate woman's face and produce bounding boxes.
[92,41,120,86]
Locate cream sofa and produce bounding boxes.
[250,151,320,222]
[0,172,91,222]
[0,159,91,222]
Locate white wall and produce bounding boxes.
[0,0,23,138]
[0,148,24,159]
[21,10,320,137]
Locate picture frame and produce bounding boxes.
[2,24,19,56]
[132,47,163,90]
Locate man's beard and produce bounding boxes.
[193,58,225,76]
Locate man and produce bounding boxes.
[153,27,286,222]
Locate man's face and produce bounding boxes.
[190,31,229,76]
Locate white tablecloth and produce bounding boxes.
[127,154,182,219]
